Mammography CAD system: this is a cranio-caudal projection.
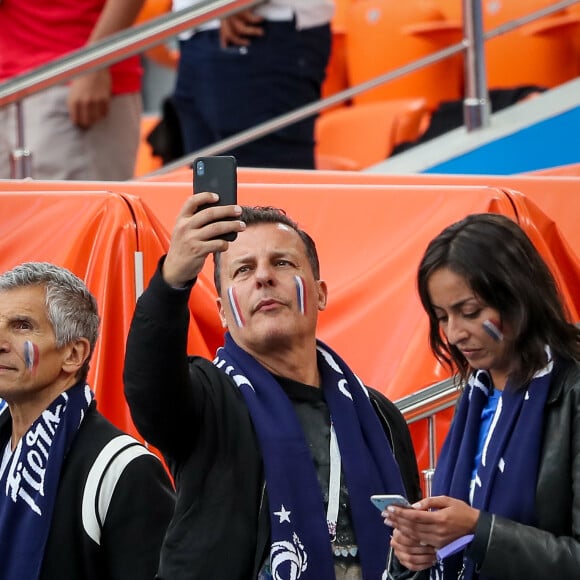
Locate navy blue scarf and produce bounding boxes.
[431,359,552,580]
[0,382,93,579]
[215,333,406,579]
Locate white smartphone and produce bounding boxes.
[370,494,412,511]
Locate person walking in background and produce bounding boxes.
[171,0,333,169]
[0,0,146,180]
[124,193,421,579]
[0,262,174,579]
[385,213,580,579]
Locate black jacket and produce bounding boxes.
[124,266,421,580]
[0,403,175,580]
[401,357,580,580]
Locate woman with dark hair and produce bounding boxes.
[385,213,580,580]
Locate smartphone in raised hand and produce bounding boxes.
[193,155,238,242]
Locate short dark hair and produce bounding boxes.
[417,213,580,386]
[213,206,320,295]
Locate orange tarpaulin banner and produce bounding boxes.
[0,190,209,444]
[2,180,580,471]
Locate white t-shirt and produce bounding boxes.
[173,0,334,31]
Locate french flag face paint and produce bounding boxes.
[294,275,306,315]
[482,319,504,342]
[24,340,39,372]
[227,286,245,327]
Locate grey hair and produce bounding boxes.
[0,262,100,382]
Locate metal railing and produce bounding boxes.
[142,0,580,176]
[0,0,261,106]
[395,319,580,496]
[395,376,460,495]
[0,0,263,177]
[1,0,579,177]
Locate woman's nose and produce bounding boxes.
[446,316,468,345]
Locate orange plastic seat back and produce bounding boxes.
[569,2,580,65]
[434,0,580,92]
[135,0,179,69]
[321,0,352,113]
[315,153,361,171]
[346,0,463,110]
[315,98,429,168]
[134,114,163,177]
[480,0,580,89]
[322,32,350,109]
[433,0,462,21]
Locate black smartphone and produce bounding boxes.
[193,155,238,242]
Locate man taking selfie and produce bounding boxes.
[124,194,421,579]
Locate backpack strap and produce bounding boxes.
[82,434,154,544]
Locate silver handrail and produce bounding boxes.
[148,0,580,176]
[396,320,580,489]
[394,376,460,494]
[0,0,262,178]
[149,41,468,176]
[396,377,459,425]
[0,0,262,107]
[2,0,578,177]
[3,0,576,106]
[463,0,490,130]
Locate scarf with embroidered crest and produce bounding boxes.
[215,333,406,579]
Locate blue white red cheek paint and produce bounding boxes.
[24,340,39,372]
[294,275,306,315]
[227,286,245,327]
[482,319,504,342]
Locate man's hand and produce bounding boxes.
[67,69,112,129]
[219,9,264,48]
[162,193,244,288]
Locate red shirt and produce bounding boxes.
[0,0,141,94]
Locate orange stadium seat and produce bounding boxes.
[436,0,580,90]
[135,0,179,69]
[134,114,163,177]
[321,0,351,110]
[315,153,361,171]
[345,0,463,110]
[565,0,580,72]
[482,0,580,89]
[315,98,430,169]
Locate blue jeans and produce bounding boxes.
[173,21,331,169]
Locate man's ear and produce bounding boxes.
[62,338,91,375]
[216,297,228,328]
[317,280,328,311]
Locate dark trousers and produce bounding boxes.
[173,21,331,169]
